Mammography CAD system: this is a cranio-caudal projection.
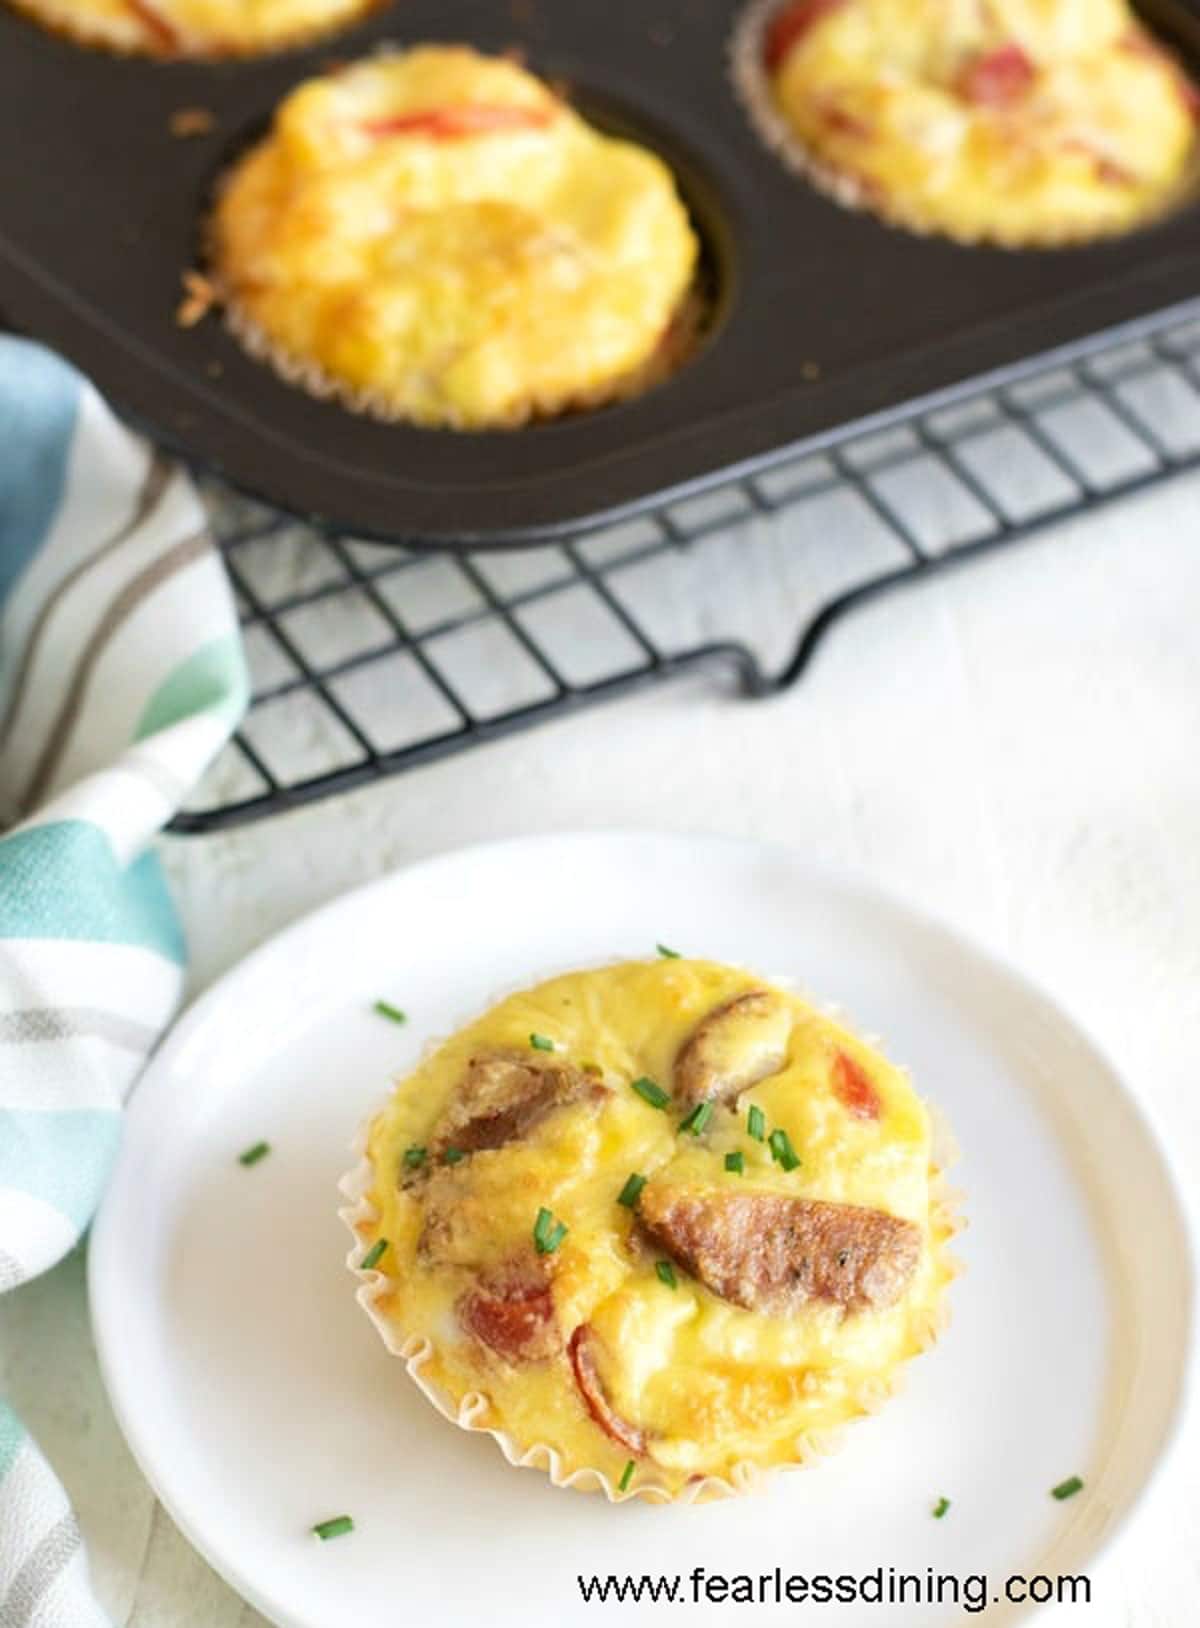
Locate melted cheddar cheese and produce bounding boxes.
[5,0,376,56]
[765,0,1198,242]
[210,47,699,428]
[353,959,955,1498]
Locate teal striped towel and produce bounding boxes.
[0,337,248,1623]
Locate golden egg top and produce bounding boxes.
[765,0,1199,242]
[211,47,700,428]
[355,958,954,1497]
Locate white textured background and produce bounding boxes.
[1,462,1198,1625]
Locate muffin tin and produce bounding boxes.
[3,0,1200,547]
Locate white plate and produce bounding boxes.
[89,833,1195,1628]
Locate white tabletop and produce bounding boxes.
[2,466,1199,1626]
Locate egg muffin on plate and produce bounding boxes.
[4,0,380,57]
[341,958,959,1502]
[209,46,701,428]
[736,0,1200,244]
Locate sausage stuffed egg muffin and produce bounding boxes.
[342,959,958,1501]
[210,46,700,428]
[4,0,379,56]
[751,0,1199,244]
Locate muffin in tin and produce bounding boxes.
[210,46,701,429]
[746,0,1200,244]
[5,0,381,57]
[341,958,959,1501]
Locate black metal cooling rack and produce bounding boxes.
[175,305,1200,832]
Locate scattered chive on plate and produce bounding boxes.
[312,1515,354,1541]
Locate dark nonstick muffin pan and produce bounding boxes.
[2,0,1200,547]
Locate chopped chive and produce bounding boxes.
[360,1238,388,1272]
[402,1145,427,1169]
[529,1033,555,1052]
[442,1147,465,1165]
[679,1101,714,1136]
[725,1150,745,1175]
[534,1206,568,1255]
[655,1259,678,1290]
[656,943,681,959]
[373,1000,406,1024]
[631,1075,671,1110]
[932,1496,951,1519]
[312,1515,354,1541]
[768,1127,801,1171]
[747,1104,766,1142]
[1051,1475,1084,1501]
[238,1141,270,1167]
[618,1459,635,1492]
[618,1172,647,1208]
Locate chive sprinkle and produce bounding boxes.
[360,1238,388,1272]
[442,1147,465,1165]
[534,1206,568,1255]
[618,1459,635,1492]
[747,1104,766,1142]
[655,1259,678,1290]
[238,1141,270,1167]
[769,1127,801,1171]
[725,1150,745,1175]
[530,1033,555,1052]
[312,1515,354,1541]
[656,943,681,959]
[373,1000,406,1024]
[679,1101,714,1136]
[932,1496,951,1519]
[1051,1475,1084,1501]
[402,1145,426,1169]
[631,1075,671,1110]
[618,1172,647,1208]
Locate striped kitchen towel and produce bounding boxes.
[0,336,247,1623]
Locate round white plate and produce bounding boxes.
[90,833,1195,1628]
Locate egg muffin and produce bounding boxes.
[341,958,958,1501]
[4,0,379,57]
[742,0,1199,244]
[209,47,700,428]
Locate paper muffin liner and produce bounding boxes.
[336,963,965,1504]
[7,0,386,60]
[216,282,707,432]
[728,0,1200,250]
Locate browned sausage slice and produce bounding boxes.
[568,1325,647,1454]
[459,1262,560,1363]
[674,991,792,1108]
[638,1184,921,1314]
[428,1050,606,1160]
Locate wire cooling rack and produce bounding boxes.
[177,306,1200,832]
